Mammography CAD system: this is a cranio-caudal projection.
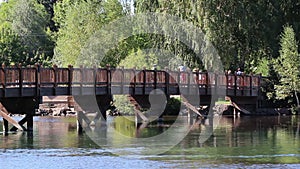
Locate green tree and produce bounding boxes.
[0,1,24,65]
[119,48,158,69]
[0,0,53,66]
[134,0,203,70]
[135,0,300,73]
[0,29,27,65]
[274,26,300,109]
[113,95,135,115]
[12,0,54,59]
[0,0,16,30]
[163,97,181,116]
[53,0,124,67]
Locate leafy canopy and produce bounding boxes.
[53,0,124,67]
[0,0,54,66]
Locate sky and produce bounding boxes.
[120,0,135,14]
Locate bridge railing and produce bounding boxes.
[0,65,261,97]
[0,66,37,88]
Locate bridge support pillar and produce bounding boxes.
[95,95,113,121]
[135,110,142,127]
[187,109,193,125]
[208,114,214,137]
[2,119,8,134]
[77,115,83,134]
[26,114,33,131]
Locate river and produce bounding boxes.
[0,115,299,169]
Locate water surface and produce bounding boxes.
[0,115,299,168]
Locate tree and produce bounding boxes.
[133,1,300,108]
[274,26,300,110]
[0,0,16,30]
[12,0,54,59]
[0,0,53,66]
[119,48,169,69]
[134,0,204,70]
[53,0,124,67]
[0,29,27,65]
[37,0,58,31]
[0,1,21,65]
[135,0,300,73]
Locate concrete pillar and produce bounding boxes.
[27,131,34,148]
[187,109,193,125]
[77,111,83,134]
[135,111,139,128]
[26,114,33,131]
[77,119,83,134]
[94,108,107,122]
[233,107,236,117]
[135,110,143,128]
[95,95,113,121]
[208,105,214,137]
[3,119,8,134]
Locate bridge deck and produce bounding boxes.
[0,66,260,98]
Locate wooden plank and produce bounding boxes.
[231,101,251,115]
[77,111,91,126]
[182,101,203,117]
[0,110,24,131]
[135,109,149,122]
[135,121,149,136]
[181,96,203,117]
[10,116,27,131]
[127,95,149,122]
[0,102,25,131]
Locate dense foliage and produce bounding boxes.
[135,0,300,73]
[52,0,124,67]
[0,0,54,66]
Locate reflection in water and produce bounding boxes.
[0,115,300,168]
[164,115,300,166]
[0,117,99,149]
[112,116,176,138]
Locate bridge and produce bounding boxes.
[0,64,261,132]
